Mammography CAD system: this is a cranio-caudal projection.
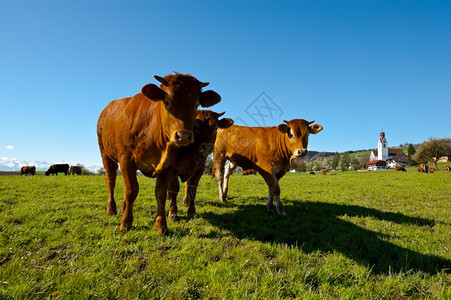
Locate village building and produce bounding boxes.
[369,131,407,170]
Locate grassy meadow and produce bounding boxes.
[0,170,450,299]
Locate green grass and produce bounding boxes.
[1,171,450,298]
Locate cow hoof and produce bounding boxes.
[168,213,178,221]
[107,209,117,216]
[155,217,169,235]
[119,225,131,232]
[187,209,196,220]
[278,211,287,218]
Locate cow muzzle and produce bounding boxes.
[173,130,194,146]
[293,148,308,158]
[199,143,214,156]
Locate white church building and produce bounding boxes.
[368,131,407,170]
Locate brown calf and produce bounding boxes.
[20,166,36,176]
[166,110,233,221]
[213,119,323,217]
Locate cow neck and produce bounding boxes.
[275,130,292,164]
[156,102,172,149]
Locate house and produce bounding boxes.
[368,160,387,171]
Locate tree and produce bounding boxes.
[407,144,416,166]
[340,158,348,171]
[360,153,370,167]
[331,152,340,170]
[414,138,451,170]
[343,152,351,165]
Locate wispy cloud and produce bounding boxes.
[5,145,14,150]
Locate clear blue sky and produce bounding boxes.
[1,0,450,165]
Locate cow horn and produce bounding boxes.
[308,120,315,125]
[200,81,209,88]
[283,120,289,123]
[154,75,169,86]
[217,111,225,117]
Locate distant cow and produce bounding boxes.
[167,110,233,220]
[69,166,82,175]
[45,164,69,176]
[321,170,326,175]
[20,166,36,176]
[213,119,323,217]
[395,166,406,172]
[446,166,451,173]
[309,171,315,175]
[242,169,257,176]
[97,73,221,234]
[418,163,429,173]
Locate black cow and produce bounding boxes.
[45,164,70,176]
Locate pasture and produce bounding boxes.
[1,171,450,298]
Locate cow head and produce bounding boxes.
[277,119,323,161]
[194,110,234,156]
[141,73,221,146]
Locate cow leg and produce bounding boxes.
[266,187,274,213]
[184,170,203,220]
[102,155,119,215]
[167,176,180,220]
[223,161,237,200]
[214,156,227,203]
[119,161,139,232]
[155,169,174,235]
[261,173,286,217]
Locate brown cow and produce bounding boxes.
[69,166,82,175]
[166,110,233,220]
[321,170,326,175]
[213,119,323,217]
[97,73,221,234]
[309,171,315,175]
[20,166,36,176]
[446,166,451,173]
[395,166,406,172]
[418,163,429,173]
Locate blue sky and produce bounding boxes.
[1,1,450,165]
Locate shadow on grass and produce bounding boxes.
[202,200,451,275]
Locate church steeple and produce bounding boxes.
[377,130,388,160]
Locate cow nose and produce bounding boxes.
[294,148,307,157]
[201,143,214,155]
[175,130,193,145]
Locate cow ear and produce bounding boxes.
[141,83,166,102]
[199,90,221,107]
[309,124,323,134]
[277,123,290,134]
[218,118,234,129]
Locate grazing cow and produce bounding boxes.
[321,170,326,175]
[213,119,323,217]
[97,73,221,234]
[45,164,69,176]
[418,163,429,173]
[242,169,257,175]
[20,166,36,176]
[395,166,407,172]
[69,166,82,175]
[166,110,233,220]
[446,166,451,173]
[309,171,315,175]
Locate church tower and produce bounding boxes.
[377,130,388,160]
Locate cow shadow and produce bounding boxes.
[201,200,450,275]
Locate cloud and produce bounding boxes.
[5,145,14,150]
